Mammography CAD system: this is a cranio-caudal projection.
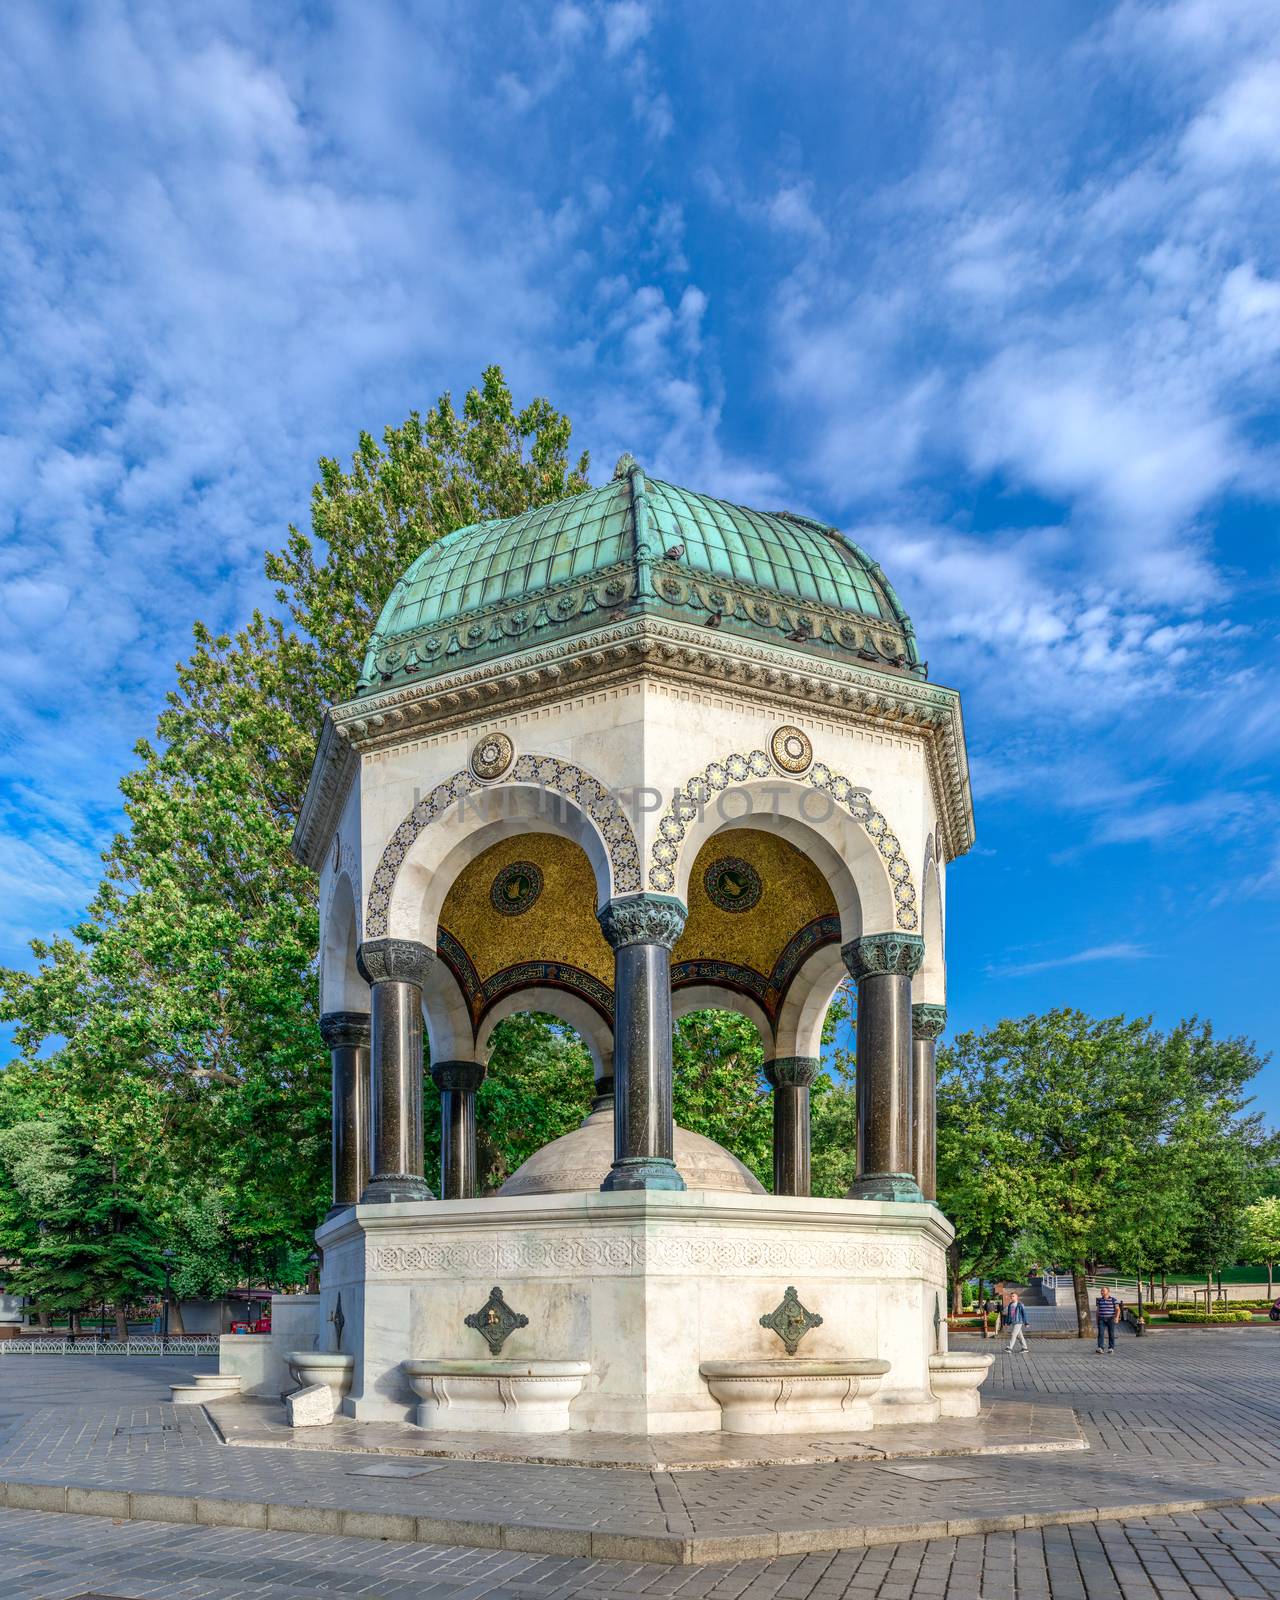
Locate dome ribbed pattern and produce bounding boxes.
[358,461,920,694]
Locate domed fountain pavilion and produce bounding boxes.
[267,457,978,1435]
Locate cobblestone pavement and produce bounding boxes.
[0,1333,1278,1594]
[3,1501,1280,1598]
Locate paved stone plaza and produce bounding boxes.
[0,1330,1279,1596]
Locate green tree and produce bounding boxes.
[672,1010,770,1185]
[0,368,590,1281]
[0,1121,163,1338]
[1240,1197,1280,1297]
[936,1011,1269,1333]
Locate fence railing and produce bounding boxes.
[0,1336,219,1356]
[1041,1274,1274,1307]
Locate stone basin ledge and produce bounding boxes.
[699,1358,891,1433]
[403,1358,591,1433]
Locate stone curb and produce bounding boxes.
[3,1478,1278,1565]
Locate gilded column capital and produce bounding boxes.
[319,1011,371,1050]
[430,1060,487,1093]
[597,893,688,951]
[765,1056,821,1089]
[357,938,434,988]
[911,1004,947,1042]
[841,932,925,981]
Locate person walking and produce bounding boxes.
[1095,1286,1119,1352]
[1005,1292,1029,1352]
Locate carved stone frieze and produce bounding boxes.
[364,1232,930,1278]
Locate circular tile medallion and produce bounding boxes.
[770,724,813,774]
[470,731,514,780]
[703,856,763,914]
[490,861,544,916]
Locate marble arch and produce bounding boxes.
[649,759,907,940]
[369,757,639,947]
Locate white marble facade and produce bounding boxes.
[315,1190,952,1432]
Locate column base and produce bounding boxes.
[846,1172,925,1202]
[601,1157,686,1192]
[324,1202,356,1223]
[360,1173,436,1204]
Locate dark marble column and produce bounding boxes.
[843,932,925,1202]
[319,1011,370,1217]
[765,1056,819,1197]
[355,939,435,1204]
[597,894,687,1192]
[911,1005,946,1203]
[431,1060,486,1200]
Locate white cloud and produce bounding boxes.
[1181,60,1280,172]
[992,942,1154,979]
[602,1,652,58]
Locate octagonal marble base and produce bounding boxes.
[316,1189,952,1435]
[699,1358,890,1432]
[404,1358,591,1432]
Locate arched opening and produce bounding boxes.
[380,778,626,947]
[320,872,367,1014]
[432,831,614,1052]
[916,852,945,1007]
[671,1007,771,1190]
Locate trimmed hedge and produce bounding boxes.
[1164,1308,1256,1324]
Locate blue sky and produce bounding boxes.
[1,2,1278,1111]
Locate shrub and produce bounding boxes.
[1165,1308,1255,1324]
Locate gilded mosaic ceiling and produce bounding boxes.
[673,829,836,974]
[439,832,613,986]
[436,825,839,1031]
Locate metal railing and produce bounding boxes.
[0,1336,220,1356]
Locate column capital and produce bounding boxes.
[841,932,925,981]
[912,1004,947,1042]
[430,1060,487,1092]
[357,938,433,987]
[597,893,687,951]
[319,1011,371,1050]
[765,1056,820,1089]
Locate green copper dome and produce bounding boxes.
[357,457,921,695]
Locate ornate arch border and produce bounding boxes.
[648,750,919,932]
[365,753,641,939]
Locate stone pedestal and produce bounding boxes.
[317,1190,950,1432]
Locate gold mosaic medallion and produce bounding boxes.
[490,860,544,916]
[770,724,813,774]
[470,731,514,780]
[703,856,763,913]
